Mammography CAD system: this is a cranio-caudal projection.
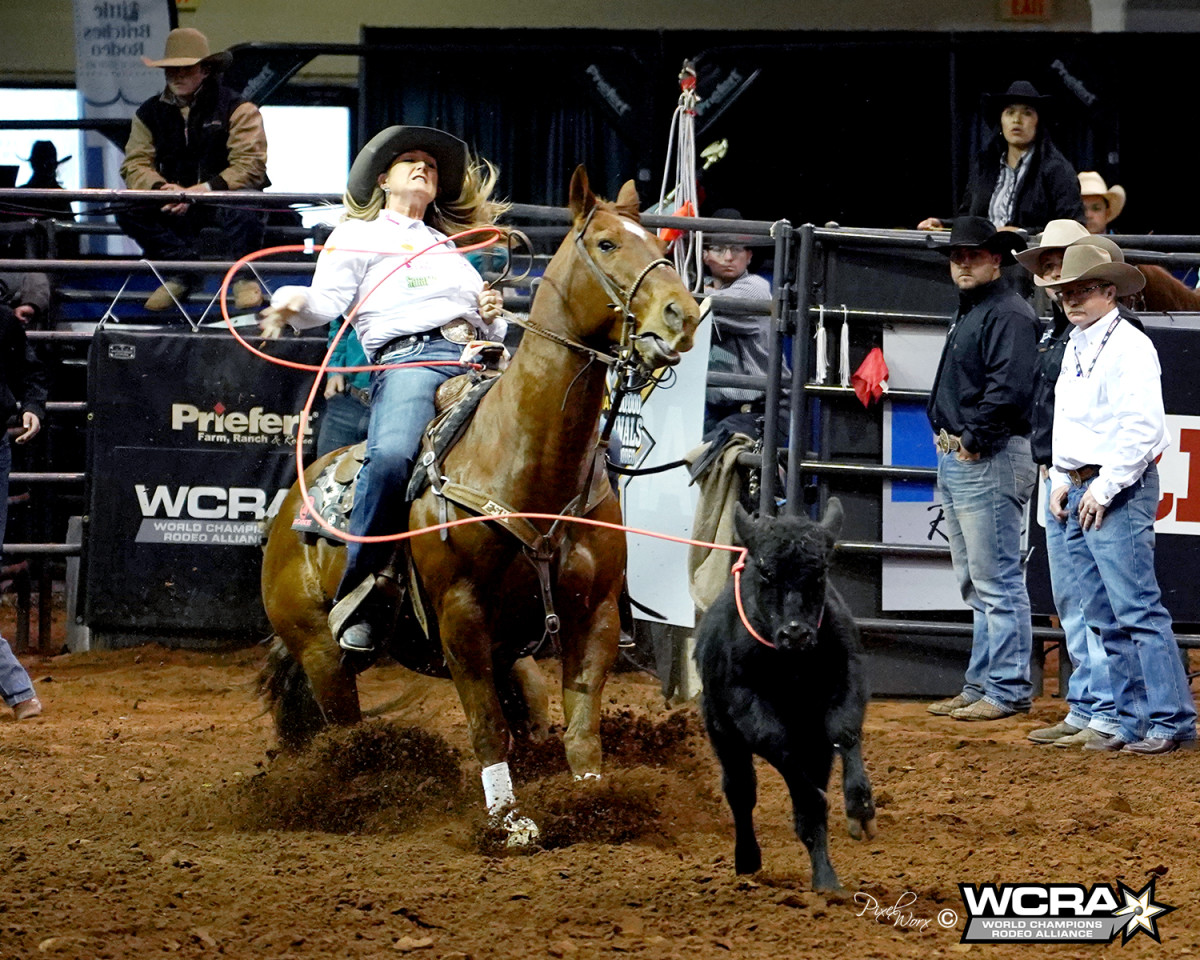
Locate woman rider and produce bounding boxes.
[260,125,507,652]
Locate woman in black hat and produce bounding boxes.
[260,125,507,653]
[919,81,1084,235]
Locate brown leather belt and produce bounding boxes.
[1065,464,1101,485]
[346,384,370,406]
[934,429,962,454]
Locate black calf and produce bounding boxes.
[694,499,877,891]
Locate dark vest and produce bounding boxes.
[135,81,265,189]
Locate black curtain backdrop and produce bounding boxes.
[356,29,1197,236]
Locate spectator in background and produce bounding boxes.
[316,322,372,458]
[919,81,1084,234]
[1078,175,1200,311]
[924,217,1039,723]
[701,209,773,437]
[1077,171,1125,236]
[0,271,51,327]
[18,141,77,258]
[0,296,47,721]
[1046,244,1197,754]
[117,28,268,312]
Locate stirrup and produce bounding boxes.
[329,574,376,642]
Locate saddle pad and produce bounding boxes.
[290,448,360,544]
[406,376,498,501]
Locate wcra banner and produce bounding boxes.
[84,328,324,647]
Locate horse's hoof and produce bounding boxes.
[573,772,602,783]
[501,811,540,847]
[847,816,878,840]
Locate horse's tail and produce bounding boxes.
[256,637,328,751]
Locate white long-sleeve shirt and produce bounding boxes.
[272,212,505,358]
[1050,307,1170,505]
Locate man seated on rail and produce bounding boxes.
[116,28,269,313]
[701,209,776,438]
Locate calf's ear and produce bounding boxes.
[733,503,755,547]
[820,497,844,540]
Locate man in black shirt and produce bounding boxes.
[925,217,1039,722]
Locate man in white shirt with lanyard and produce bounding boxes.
[1047,244,1197,755]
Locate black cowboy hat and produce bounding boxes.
[982,80,1053,119]
[24,140,71,168]
[346,125,468,207]
[703,208,769,248]
[937,216,1027,264]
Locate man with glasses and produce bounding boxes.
[925,216,1040,722]
[701,209,773,437]
[1015,223,1136,748]
[1045,245,1197,755]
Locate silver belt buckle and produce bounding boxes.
[440,317,475,344]
[935,429,961,454]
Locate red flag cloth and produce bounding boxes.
[851,346,889,408]
[657,200,695,243]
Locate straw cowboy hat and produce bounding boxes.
[935,215,1027,264]
[1014,218,1090,272]
[346,125,468,207]
[142,28,233,70]
[1031,233,1125,286]
[1077,171,1126,225]
[1042,243,1145,297]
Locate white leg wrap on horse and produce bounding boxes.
[481,761,516,815]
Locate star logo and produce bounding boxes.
[1113,877,1174,944]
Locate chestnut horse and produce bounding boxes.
[261,166,700,844]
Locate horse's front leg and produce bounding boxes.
[560,588,621,779]
[438,583,540,847]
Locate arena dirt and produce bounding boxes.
[3,617,1199,959]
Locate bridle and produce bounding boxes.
[511,205,674,374]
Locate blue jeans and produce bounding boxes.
[938,435,1037,712]
[1,635,35,706]
[1044,475,1119,735]
[316,389,371,459]
[1063,464,1197,743]
[337,336,466,599]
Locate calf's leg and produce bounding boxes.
[779,746,840,892]
[708,724,762,874]
[839,741,878,840]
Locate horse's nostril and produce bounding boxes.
[663,300,684,333]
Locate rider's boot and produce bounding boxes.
[334,560,404,654]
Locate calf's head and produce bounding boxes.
[732,499,844,652]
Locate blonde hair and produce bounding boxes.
[342,157,509,247]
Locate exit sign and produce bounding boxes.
[1000,0,1051,19]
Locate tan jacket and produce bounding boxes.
[120,97,267,193]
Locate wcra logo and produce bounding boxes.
[959,879,1174,945]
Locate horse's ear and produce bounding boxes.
[614,180,642,222]
[569,165,597,220]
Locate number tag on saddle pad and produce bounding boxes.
[290,447,362,544]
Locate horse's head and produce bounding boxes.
[563,166,699,370]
